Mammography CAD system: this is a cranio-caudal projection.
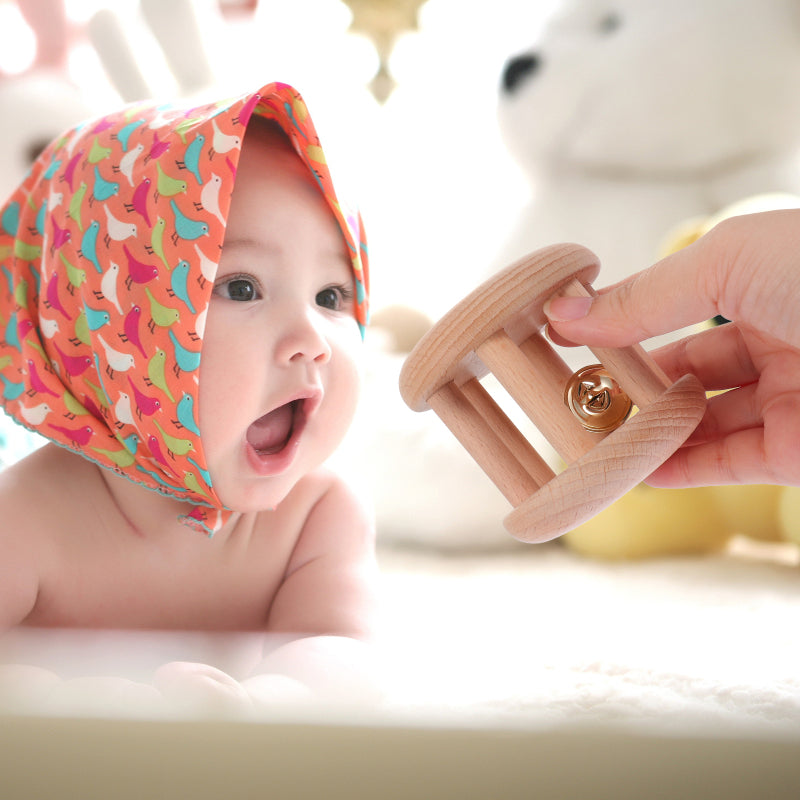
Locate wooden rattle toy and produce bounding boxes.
[399,244,707,543]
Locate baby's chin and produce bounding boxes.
[214,483,293,516]
[212,466,321,516]
[206,436,346,515]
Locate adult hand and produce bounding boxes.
[545,211,800,487]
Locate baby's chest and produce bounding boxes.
[33,539,285,630]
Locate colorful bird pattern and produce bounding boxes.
[0,82,369,535]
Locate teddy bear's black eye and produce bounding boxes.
[598,13,621,34]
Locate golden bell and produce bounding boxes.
[564,365,632,433]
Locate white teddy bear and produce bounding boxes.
[493,0,800,283]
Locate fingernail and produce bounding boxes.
[544,295,593,322]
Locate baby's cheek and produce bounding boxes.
[196,338,251,447]
[338,349,363,428]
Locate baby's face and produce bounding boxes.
[198,121,362,512]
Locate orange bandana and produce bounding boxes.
[0,82,369,534]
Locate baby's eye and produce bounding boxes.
[214,276,260,302]
[316,285,352,311]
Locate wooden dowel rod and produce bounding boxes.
[429,382,540,508]
[519,331,574,385]
[459,377,556,488]
[476,329,602,464]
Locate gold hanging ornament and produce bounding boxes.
[342,0,428,102]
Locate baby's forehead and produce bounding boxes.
[235,117,314,186]
[242,116,293,152]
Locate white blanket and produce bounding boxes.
[1,536,799,741]
[1,537,799,737]
[377,540,800,735]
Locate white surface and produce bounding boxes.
[376,542,800,733]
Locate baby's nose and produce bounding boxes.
[278,310,332,365]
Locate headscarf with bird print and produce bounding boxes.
[0,81,369,535]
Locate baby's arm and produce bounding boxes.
[265,474,378,639]
[155,474,380,710]
[247,473,381,702]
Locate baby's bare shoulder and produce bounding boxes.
[0,444,93,562]
[0,449,50,534]
[249,468,373,567]
[261,468,377,638]
[284,468,374,562]
[273,466,370,531]
[0,451,54,627]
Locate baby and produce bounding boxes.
[0,82,377,703]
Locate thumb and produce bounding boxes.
[544,237,718,348]
[545,210,800,349]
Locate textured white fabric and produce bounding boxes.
[376,543,800,734]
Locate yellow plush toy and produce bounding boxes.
[563,195,800,560]
[563,483,795,560]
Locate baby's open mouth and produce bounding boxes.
[246,400,302,455]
